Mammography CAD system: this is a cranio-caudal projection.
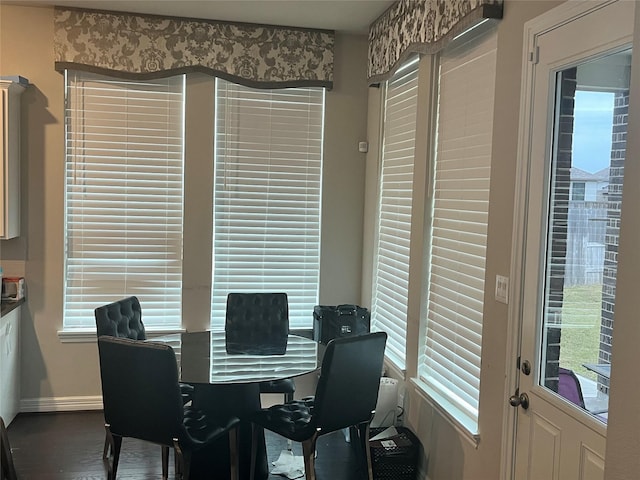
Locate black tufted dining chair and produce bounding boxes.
[249,332,387,480]
[94,296,194,462]
[94,296,146,340]
[225,292,290,355]
[98,336,240,480]
[225,293,296,403]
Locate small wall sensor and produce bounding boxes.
[358,141,369,153]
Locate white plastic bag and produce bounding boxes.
[371,377,399,427]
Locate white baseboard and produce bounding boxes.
[20,396,103,413]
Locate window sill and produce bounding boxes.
[384,358,406,380]
[410,377,481,448]
[58,327,186,343]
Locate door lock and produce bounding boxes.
[521,360,531,376]
[509,389,530,410]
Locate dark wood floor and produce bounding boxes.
[5,411,367,480]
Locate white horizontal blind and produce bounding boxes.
[212,80,324,329]
[419,30,497,432]
[371,57,419,370]
[64,71,185,330]
[210,334,318,381]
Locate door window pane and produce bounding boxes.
[541,49,632,422]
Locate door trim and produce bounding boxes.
[502,2,622,479]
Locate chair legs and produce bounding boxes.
[284,392,295,450]
[104,425,122,480]
[251,423,316,480]
[173,440,189,480]
[301,433,319,480]
[357,422,374,480]
[250,423,259,480]
[102,424,180,480]
[102,435,110,460]
[161,445,169,479]
[229,427,239,480]
[250,424,371,480]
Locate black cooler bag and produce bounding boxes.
[313,304,370,345]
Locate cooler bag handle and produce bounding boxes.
[336,304,358,315]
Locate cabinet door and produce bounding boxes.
[0,309,21,425]
[0,80,25,239]
[0,86,6,238]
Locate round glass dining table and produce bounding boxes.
[152,330,321,480]
[154,330,320,385]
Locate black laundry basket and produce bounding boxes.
[369,427,419,480]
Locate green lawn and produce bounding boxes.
[558,284,603,380]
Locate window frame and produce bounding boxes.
[371,56,420,370]
[417,27,499,438]
[60,71,186,340]
[210,79,325,330]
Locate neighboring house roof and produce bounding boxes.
[570,166,610,181]
[593,167,610,181]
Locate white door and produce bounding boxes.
[512,1,634,479]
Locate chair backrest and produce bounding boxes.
[97,336,184,445]
[558,367,586,409]
[225,293,289,355]
[313,332,387,434]
[94,296,146,340]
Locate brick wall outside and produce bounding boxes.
[544,67,576,392]
[597,89,629,393]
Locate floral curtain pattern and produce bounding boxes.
[54,7,334,89]
[368,0,503,84]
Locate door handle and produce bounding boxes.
[509,390,530,410]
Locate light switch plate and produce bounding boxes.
[495,275,509,304]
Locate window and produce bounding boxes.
[419,29,497,434]
[538,54,631,420]
[63,71,185,331]
[572,182,586,201]
[211,80,324,330]
[371,57,419,370]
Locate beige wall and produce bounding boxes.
[0,4,369,405]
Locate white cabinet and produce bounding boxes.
[0,306,21,425]
[0,77,27,239]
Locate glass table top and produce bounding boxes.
[153,331,320,385]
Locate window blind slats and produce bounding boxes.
[419,30,497,432]
[212,80,324,329]
[371,57,419,370]
[209,335,318,382]
[64,71,185,331]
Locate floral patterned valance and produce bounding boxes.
[368,0,503,85]
[54,7,334,89]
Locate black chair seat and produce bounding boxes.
[252,399,316,441]
[182,405,239,446]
